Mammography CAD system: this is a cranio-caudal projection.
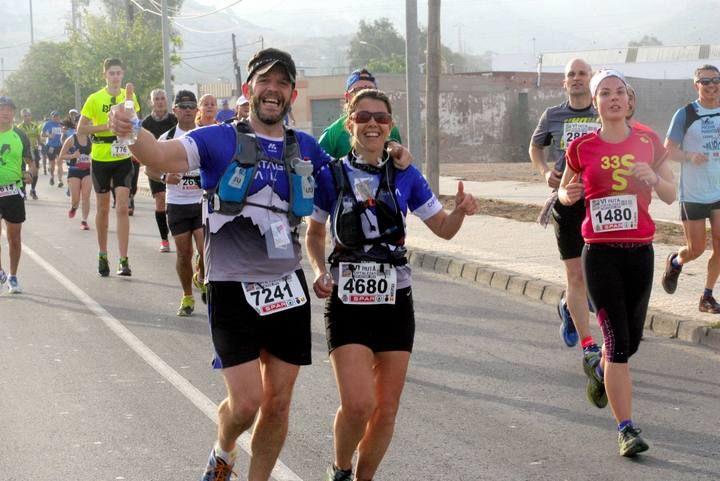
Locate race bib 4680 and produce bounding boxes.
[338,262,397,305]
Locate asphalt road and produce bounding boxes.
[1,183,718,481]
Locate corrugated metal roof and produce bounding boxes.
[636,45,701,62]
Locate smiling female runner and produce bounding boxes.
[559,70,676,457]
[306,88,479,480]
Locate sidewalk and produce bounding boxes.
[137,170,720,350]
[402,176,719,350]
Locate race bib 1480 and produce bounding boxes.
[590,194,638,233]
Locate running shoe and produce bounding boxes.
[618,425,649,457]
[582,344,602,379]
[58,180,64,188]
[30,190,38,200]
[0,269,7,286]
[98,255,110,277]
[80,221,90,231]
[68,206,77,219]
[49,177,54,186]
[698,295,720,313]
[159,240,170,253]
[193,272,208,304]
[7,276,22,294]
[177,295,195,317]
[200,447,236,481]
[326,465,353,481]
[661,252,682,294]
[586,362,608,409]
[117,258,132,276]
[557,296,578,347]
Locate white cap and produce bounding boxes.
[589,69,628,97]
[69,108,79,115]
[236,95,249,106]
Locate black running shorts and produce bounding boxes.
[0,193,26,224]
[208,270,312,369]
[167,202,202,236]
[149,178,166,196]
[325,286,415,353]
[91,158,134,194]
[552,199,585,260]
[680,200,720,221]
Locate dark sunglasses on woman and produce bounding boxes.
[350,111,392,125]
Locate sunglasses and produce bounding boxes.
[695,77,720,86]
[350,111,392,125]
[176,103,197,110]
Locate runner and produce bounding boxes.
[215,98,235,122]
[68,108,80,127]
[147,90,204,316]
[529,58,603,370]
[77,57,140,277]
[109,48,411,481]
[306,88,478,481]
[16,108,41,200]
[0,96,33,293]
[42,111,64,188]
[235,95,250,122]
[319,68,402,158]
[559,69,676,457]
[141,88,177,252]
[196,93,218,127]
[662,64,720,313]
[57,118,92,230]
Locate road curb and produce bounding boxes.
[406,246,720,352]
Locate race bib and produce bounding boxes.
[111,141,129,158]
[52,127,62,136]
[75,154,91,170]
[242,272,307,316]
[561,120,600,150]
[0,183,20,198]
[590,194,638,233]
[181,175,201,190]
[338,262,397,305]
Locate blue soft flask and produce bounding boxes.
[218,162,254,204]
[291,158,314,216]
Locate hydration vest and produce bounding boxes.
[205,121,305,228]
[328,155,407,267]
[682,102,720,138]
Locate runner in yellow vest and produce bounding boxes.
[77,57,139,277]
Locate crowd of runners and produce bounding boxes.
[0,45,718,480]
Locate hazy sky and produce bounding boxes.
[2,0,718,79]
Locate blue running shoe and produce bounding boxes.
[200,446,236,481]
[0,269,7,287]
[557,296,578,347]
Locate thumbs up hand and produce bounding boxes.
[454,181,479,216]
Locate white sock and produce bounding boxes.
[214,443,236,464]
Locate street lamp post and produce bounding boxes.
[359,40,385,59]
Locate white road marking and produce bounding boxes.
[22,243,304,481]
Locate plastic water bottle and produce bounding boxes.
[291,158,314,217]
[217,163,254,205]
[118,99,141,146]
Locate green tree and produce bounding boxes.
[348,18,406,69]
[348,18,471,73]
[65,12,181,114]
[5,42,76,120]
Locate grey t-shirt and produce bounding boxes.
[531,101,599,172]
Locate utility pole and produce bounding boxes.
[71,0,81,109]
[405,0,423,171]
[232,34,242,97]
[29,0,34,44]
[161,0,173,100]
[425,0,441,192]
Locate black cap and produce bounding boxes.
[246,48,296,84]
[174,90,197,107]
[0,96,16,109]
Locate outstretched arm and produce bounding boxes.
[423,181,479,240]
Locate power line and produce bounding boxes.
[128,0,243,20]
